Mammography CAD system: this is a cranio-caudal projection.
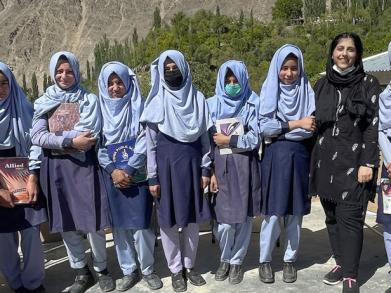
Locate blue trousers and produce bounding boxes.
[0,226,44,290]
[113,228,155,276]
[160,224,199,274]
[61,230,107,272]
[216,217,253,265]
[259,215,302,263]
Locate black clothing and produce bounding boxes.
[321,199,366,279]
[310,74,381,206]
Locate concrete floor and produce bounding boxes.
[1,200,390,293]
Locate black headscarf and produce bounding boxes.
[315,33,374,126]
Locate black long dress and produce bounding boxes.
[310,74,381,206]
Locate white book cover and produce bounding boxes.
[215,117,245,155]
[381,178,391,214]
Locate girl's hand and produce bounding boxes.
[0,189,14,208]
[213,133,230,146]
[149,185,161,198]
[71,132,97,151]
[111,169,132,188]
[26,174,39,203]
[210,174,219,193]
[358,166,373,183]
[299,116,316,132]
[201,176,210,189]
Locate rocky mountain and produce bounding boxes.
[0,0,276,88]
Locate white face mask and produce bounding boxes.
[332,64,356,76]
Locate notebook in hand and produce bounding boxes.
[0,157,30,204]
[107,139,147,183]
[48,103,80,155]
[215,117,245,155]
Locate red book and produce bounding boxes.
[0,157,30,204]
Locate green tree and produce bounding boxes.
[31,72,39,101]
[304,0,326,19]
[86,60,91,81]
[132,27,139,46]
[272,0,303,22]
[22,73,27,94]
[239,9,244,26]
[216,5,221,17]
[153,7,161,29]
[43,73,48,91]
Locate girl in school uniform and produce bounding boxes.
[140,49,212,292]
[377,41,391,293]
[97,61,162,291]
[0,62,47,293]
[258,44,316,284]
[208,60,261,285]
[31,52,114,293]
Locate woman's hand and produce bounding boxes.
[26,174,39,203]
[149,185,161,198]
[386,163,391,179]
[210,174,219,193]
[71,132,97,151]
[111,169,132,188]
[358,166,373,183]
[0,189,14,208]
[213,133,231,146]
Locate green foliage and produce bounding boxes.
[84,5,391,98]
[86,60,91,81]
[304,0,326,19]
[43,73,48,91]
[153,7,162,29]
[22,73,27,93]
[31,72,38,101]
[272,0,303,22]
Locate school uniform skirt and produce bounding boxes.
[261,138,311,216]
[102,171,153,229]
[213,148,261,224]
[40,149,110,233]
[155,132,212,229]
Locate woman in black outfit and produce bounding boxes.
[310,32,381,293]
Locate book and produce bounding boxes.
[107,139,147,184]
[215,117,245,155]
[0,157,30,204]
[381,178,391,215]
[48,103,80,155]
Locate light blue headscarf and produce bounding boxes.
[0,62,33,156]
[98,61,143,145]
[33,51,100,136]
[140,50,212,142]
[208,60,259,121]
[379,41,391,135]
[259,44,315,139]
